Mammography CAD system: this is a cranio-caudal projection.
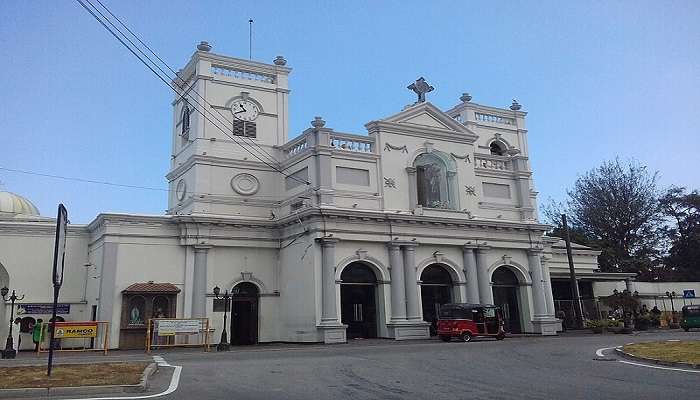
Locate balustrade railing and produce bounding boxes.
[475,156,512,171]
[283,136,310,158]
[330,134,374,153]
[211,65,275,83]
[474,112,515,125]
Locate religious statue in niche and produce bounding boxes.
[418,163,447,208]
[129,306,142,325]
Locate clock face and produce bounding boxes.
[231,99,259,122]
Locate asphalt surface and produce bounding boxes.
[2,330,699,400]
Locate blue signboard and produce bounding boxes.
[683,290,696,299]
[18,303,71,315]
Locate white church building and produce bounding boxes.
[1,43,612,350]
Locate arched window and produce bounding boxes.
[181,106,190,137]
[489,141,505,156]
[415,153,453,209]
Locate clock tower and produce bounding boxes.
[166,42,292,217]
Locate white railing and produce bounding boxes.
[330,134,374,153]
[475,155,511,171]
[474,112,515,125]
[283,135,310,158]
[211,65,275,83]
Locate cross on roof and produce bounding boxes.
[407,77,434,103]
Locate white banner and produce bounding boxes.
[156,319,202,336]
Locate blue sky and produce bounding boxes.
[1,1,699,223]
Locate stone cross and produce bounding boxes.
[407,77,434,103]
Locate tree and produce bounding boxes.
[542,158,663,274]
[659,187,700,280]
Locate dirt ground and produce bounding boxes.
[0,362,148,389]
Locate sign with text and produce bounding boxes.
[156,319,202,336]
[18,304,71,315]
[53,322,98,338]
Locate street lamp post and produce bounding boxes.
[1,286,25,359]
[665,291,678,326]
[213,286,231,351]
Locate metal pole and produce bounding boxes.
[248,19,253,60]
[561,214,584,329]
[47,287,59,375]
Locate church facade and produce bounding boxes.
[0,44,606,349]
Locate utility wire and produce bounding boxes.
[0,166,305,200]
[84,0,281,169]
[90,0,281,168]
[75,0,309,185]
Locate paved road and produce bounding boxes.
[152,331,698,400]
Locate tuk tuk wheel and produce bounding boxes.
[496,333,506,341]
[440,335,451,342]
[461,332,472,342]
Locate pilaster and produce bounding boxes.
[475,246,493,304]
[462,245,480,303]
[317,237,345,343]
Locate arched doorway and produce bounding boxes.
[340,263,378,339]
[492,267,521,333]
[230,282,259,345]
[420,264,453,335]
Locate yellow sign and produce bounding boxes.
[54,322,98,338]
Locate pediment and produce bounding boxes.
[381,102,472,134]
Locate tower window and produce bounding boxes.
[233,120,256,138]
[181,106,190,139]
[490,141,505,156]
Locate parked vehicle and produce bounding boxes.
[680,305,700,332]
[436,303,506,342]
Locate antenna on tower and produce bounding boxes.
[248,18,253,60]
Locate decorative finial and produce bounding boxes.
[460,93,472,102]
[311,116,326,129]
[407,77,434,103]
[273,56,287,66]
[510,99,521,111]
[197,41,212,52]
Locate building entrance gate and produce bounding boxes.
[340,263,377,339]
[420,264,453,335]
[492,267,521,333]
[230,282,258,345]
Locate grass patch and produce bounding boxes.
[623,340,700,364]
[0,362,148,389]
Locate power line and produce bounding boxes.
[90,0,281,169]
[75,0,309,186]
[84,0,282,170]
[0,166,301,200]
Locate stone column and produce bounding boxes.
[388,243,406,321]
[462,245,480,303]
[541,257,556,317]
[406,167,417,209]
[192,246,211,318]
[528,249,548,319]
[475,247,493,304]
[319,238,340,324]
[402,244,421,321]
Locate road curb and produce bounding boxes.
[0,362,158,399]
[615,347,700,370]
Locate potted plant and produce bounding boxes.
[585,319,613,334]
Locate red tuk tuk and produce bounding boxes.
[436,303,506,342]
